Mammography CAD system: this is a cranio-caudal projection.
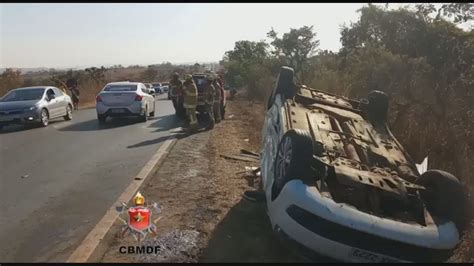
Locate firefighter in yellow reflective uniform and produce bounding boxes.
[182,74,198,133]
[204,74,216,130]
[212,74,222,123]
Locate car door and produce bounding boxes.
[140,84,153,112]
[45,88,62,118]
[144,84,155,112]
[52,87,68,116]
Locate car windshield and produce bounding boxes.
[103,85,137,92]
[1,88,45,102]
[193,77,207,86]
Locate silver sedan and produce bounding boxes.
[0,86,73,129]
[95,82,155,124]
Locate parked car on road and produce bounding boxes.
[192,73,226,118]
[258,66,467,262]
[144,83,156,97]
[95,82,155,124]
[161,82,169,93]
[152,82,162,94]
[0,86,73,129]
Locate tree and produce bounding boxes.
[222,40,270,89]
[85,66,107,83]
[267,25,319,82]
[141,67,158,82]
[0,68,23,95]
[439,3,474,24]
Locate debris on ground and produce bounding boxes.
[220,154,259,163]
[240,149,260,158]
[136,229,200,262]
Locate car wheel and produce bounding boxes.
[366,90,389,123]
[141,106,148,122]
[150,103,155,117]
[416,169,467,231]
[40,109,49,127]
[63,104,73,120]
[271,129,314,201]
[267,66,296,110]
[98,114,106,124]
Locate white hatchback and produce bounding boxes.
[95,82,155,124]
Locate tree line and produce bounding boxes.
[221,3,473,194]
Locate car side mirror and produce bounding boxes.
[47,94,55,101]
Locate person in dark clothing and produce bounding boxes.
[69,86,80,110]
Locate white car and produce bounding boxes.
[95,82,155,124]
[258,66,467,262]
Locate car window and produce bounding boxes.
[103,85,137,92]
[46,88,56,99]
[52,88,64,96]
[1,88,45,102]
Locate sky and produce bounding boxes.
[0,3,465,69]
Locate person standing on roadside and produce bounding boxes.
[69,86,80,111]
[169,72,185,119]
[203,74,216,130]
[212,74,222,123]
[182,74,199,133]
[66,78,80,110]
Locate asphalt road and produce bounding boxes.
[0,94,182,262]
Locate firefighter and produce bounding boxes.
[212,74,222,123]
[182,74,198,133]
[169,72,185,119]
[204,74,216,130]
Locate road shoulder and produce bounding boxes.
[97,97,304,262]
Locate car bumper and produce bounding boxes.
[0,110,41,125]
[267,180,459,262]
[96,102,145,116]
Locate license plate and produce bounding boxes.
[349,248,401,263]
[111,109,125,113]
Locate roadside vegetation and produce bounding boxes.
[221,3,473,261]
[0,62,220,106]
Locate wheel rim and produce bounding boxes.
[67,106,72,118]
[275,136,292,187]
[41,110,48,125]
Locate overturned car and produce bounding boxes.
[259,66,467,262]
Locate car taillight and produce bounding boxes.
[96,95,102,102]
[135,94,144,101]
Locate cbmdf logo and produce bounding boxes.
[116,191,162,242]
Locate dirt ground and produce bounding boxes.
[96,95,473,263]
[98,96,306,263]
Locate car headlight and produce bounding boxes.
[24,106,37,111]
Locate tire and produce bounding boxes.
[140,106,148,122]
[366,90,389,123]
[416,169,467,231]
[267,66,296,110]
[271,129,314,200]
[63,104,73,120]
[150,103,155,117]
[98,114,106,124]
[40,109,49,127]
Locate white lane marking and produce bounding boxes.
[67,136,177,262]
